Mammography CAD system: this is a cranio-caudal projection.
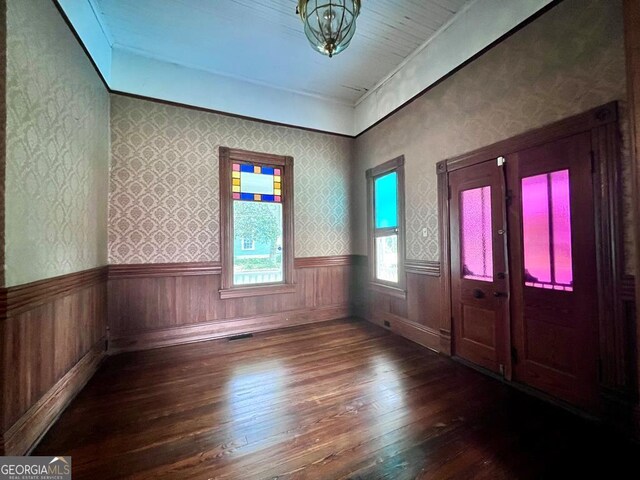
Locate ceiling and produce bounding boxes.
[89,0,471,105]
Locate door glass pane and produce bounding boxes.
[461,186,493,282]
[521,170,573,291]
[374,172,398,228]
[233,201,283,285]
[375,234,398,283]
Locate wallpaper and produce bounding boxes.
[353,0,634,274]
[5,0,110,287]
[109,95,352,263]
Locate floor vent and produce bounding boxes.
[228,333,254,341]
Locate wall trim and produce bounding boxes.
[365,310,440,353]
[294,255,355,269]
[405,260,440,277]
[108,256,359,279]
[1,267,107,319]
[109,304,351,354]
[108,262,221,279]
[2,340,106,455]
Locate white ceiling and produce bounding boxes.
[89,0,471,104]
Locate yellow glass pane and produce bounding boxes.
[232,185,240,193]
[232,171,240,179]
[274,182,281,189]
[232,178,240,186]
[254,166,261,174]
[254,194,261,201]
[274,175,281,183]
[274,189,281,196]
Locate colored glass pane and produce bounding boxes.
[232,163,240,171]
[374,172,397,228]
[522,170,573,291]
[461,186,493,282]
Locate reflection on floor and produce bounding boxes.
[35,318,640,479]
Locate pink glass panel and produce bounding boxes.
[232,163,240,171]
[461,186,493,282]
[521,169,573,291]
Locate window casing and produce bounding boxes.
[366,156,406,298]
[219,147,295,299]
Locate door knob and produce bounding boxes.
[472,289,485,299]
[493,291,508,298]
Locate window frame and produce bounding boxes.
[219,147,295,299]
[366,155,406,298]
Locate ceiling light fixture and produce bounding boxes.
[296,0,361,58]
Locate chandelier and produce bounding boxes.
[296,0,361,58]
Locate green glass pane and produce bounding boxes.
[374,172,397,228]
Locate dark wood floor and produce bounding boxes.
[35,318,639,479]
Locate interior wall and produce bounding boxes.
[2,0,109,455]
[5,0,110,287]
[108,95,352,264]
[353,0,634,274]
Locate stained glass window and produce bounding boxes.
[521,169,573,291]
[231,161,284,286]
[461,186,493,282]
[232,163,282,203]
[374,172,398,228]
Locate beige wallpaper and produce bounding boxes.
[5,0,110,287]
[109,95,352,263]
[353,0,634,273]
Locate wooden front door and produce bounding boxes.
[507,132,599,409]
[449,161,509,374]
[449,131,599,409]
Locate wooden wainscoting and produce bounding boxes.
[107,256,355,353]
[0,267,108,455]
[355,257,444,353]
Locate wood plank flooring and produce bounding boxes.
[34,318,640,479]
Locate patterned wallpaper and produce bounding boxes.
[109,95,352,263]
[5,0,110,287]
[353,0,635,274]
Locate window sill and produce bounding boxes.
[369,282,407,299]
[219,283,296,299]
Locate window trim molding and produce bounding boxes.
[219,147,295,298]
[366,155,407,298]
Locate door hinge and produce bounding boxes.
[511,346,518,364]
[497,156,506,167]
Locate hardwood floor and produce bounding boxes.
[34,318,639,479]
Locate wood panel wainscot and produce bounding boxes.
[107,256,357,353]
[354,257,445,353]
[0,267,108,455]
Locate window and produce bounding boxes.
[460,186,493,282]
[366,156,406,298]
[241,238,256,251]
[219,147,294,299]
[521,169,573,291]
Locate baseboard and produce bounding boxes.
[2,340,106,455]
[109,304,352,353]
[366,311,441,352]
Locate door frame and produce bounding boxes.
[437,102,635,406]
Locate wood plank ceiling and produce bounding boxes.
[91,0,471,103]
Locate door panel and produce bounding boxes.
[450,161,509,374]
[507,132,598,409]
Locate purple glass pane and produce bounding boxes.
[550,170,573,286]
[522,174,551,284]
[522,169,573,292]
[461,186,493,282]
